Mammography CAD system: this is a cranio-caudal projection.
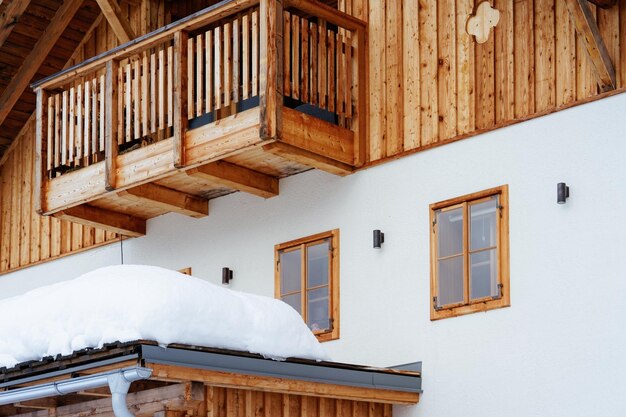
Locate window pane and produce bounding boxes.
[437,208,463,257]
[280,249,301,294]
[470,197,498,251]
[307,240,330,288]
[307,286,330,332]
[470,249,498,300]
[438,256,464,306]
[282,293,302,315]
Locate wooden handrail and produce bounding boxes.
[32,0,260,91]
[285,0,367,31]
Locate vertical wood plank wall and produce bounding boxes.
[205,387,392,417]
[339,0,626,162]
[0,121,118,273]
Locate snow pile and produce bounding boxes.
[0,265,329,368]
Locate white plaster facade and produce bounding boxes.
[1,94,625,416]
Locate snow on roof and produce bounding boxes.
[0,265,329,369]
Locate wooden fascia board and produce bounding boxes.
[186,161,279,199]
[0,0,32,50]
[117,183,209,218]
[0,0,83,127]
[565,0,617,91]
[54,204,146,237]
[95,0,135,43]
[146,363,420,405]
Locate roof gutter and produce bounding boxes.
[0,366,152,417]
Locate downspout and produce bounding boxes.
[0,366,152,417]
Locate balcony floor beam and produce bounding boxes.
[54,205,146,238]
[117,184,208,218]
[186,161,279,199]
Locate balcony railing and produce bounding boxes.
[33,0,366,234]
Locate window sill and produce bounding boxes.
[430,297,510,321]
[315,329,340,342]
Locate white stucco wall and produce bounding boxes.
[2,94,626,417]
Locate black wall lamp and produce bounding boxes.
[373,230,385,249]
[222,267,233,285]
[557,182,570,204]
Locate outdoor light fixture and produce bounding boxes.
[222,267,233,284]
[557,182,570,204]
[373,230,385,249]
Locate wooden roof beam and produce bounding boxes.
[95,0,135,43]
[566,0,617,91]
[0,0,32,50]
[54,205,146,237]
[0,0,83,127]
[117,183,208,218]
[186,161,279,199]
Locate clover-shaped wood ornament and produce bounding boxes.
[466,1,500,44]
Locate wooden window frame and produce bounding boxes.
[429,185,510,320]
[275,229,340,342]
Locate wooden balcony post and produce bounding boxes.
[173,30,189,168]
[105,60,119,191]
[259,0,283,140]
[35,88,49,214]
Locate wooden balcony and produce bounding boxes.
[33,0,366,237]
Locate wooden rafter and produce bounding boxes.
[186,161,279,199]
[565,0,617,91]
[0,0,31,50]
[0,0,83,128]
[587,0,617,9]
[54,205,146,237]
[95,0,135,43]
[117,183,208,218]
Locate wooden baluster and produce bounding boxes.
[206,30,213,112]
[215,26,222,111]
[224,21,232,107]
[76,83,83,164]
[142,52,148,137]
[173,30,189,168]
[301,18,309,103]
[47,95,53,172]
[283,11,291,98]
[196,33,204,116]
[125,63,132,142]
[69,86,75,164]
[158,47,165,131]
[242,14,249,100]
[291,14,299,100]
[346,30,353,120]
[168,45,174,127]
[310,22,318,106]
[336,32,344,116]
[117,65,123,145]
[319,21,327,109]
[232,15,240,110]
[328,30,335,113]
[150,52,157,133]
[252,10,258,97]
[54,93,60,170]
[133,59,140,139]
[61,90,68,166]
[35,88,49,214]
[84,80,90,165]
[187,37,194,119]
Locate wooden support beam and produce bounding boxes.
[263,142,354,176]
[54,205,146,237]
[104,60,119,190]
[14,399,58,410]
[259,0,283,140]
[565,0,617,91]
[0,0,31,50]
[34,89,48,215]
[587,0,617,8]
[95,0,135,43]
[186,161,279,199]
[0,0,83,127]
[117,183,208,218]
[173,30,189,168]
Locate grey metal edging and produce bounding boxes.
[0,354,140,389]
[140,345,422,393]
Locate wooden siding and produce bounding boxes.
[339,0,626,162]
[0,118,118,274]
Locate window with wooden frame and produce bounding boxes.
[275,230,340,342]
[430,186,510,320]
